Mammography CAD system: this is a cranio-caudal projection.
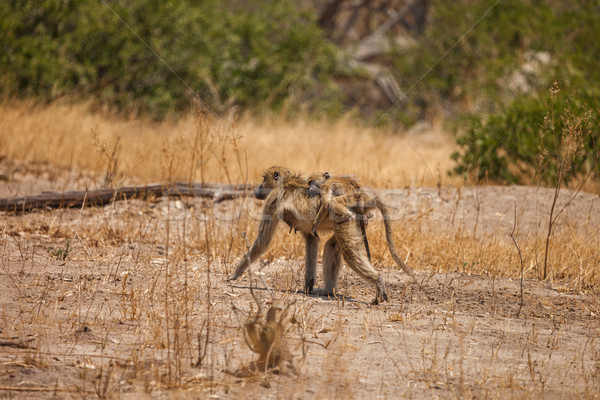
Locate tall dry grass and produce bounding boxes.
[0,100,459,187]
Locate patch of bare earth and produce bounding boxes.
[1,164,599,399]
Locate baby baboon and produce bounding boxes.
[309,174,370,227]
[310,174,416,280]
[229,166,389,304]
[307,173,372,262]
[307,171,330,192]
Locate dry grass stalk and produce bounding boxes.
[233,304,294,378]
[0,100,459,188]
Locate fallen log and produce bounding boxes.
[0,182,255,213]
[0,338,35,349]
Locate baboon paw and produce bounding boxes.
[312,288,335,297]
[227,274,239,282]
[334,213,355,224]
[374,278,389,304]
[303,278,315,294]
[371,293,388,305]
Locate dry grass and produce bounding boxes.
[0,100,598,289]
[0,100,458,188]
[1,101,600,398]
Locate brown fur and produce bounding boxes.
[308,174,372,262]
[230,166,328,293]
[230,166,388,304]
[311,175,416,280]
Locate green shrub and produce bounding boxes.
[451,86,600,185]
[0,0,340,119]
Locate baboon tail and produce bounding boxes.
[376,199,416,280]
[358,219,372,263]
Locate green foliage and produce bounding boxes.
[451,86,600,184]
[390,0,600,185]
[48,239,72,261]
[0,0,340,119]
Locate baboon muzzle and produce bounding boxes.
[254,186,271,200]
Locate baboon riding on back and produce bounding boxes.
[229,166,414,304]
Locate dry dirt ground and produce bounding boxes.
[1,162,600,399]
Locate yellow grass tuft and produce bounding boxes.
[0,100,459,187]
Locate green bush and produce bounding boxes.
[451,86,600,184]
[0,0,340,119]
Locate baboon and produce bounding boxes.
[229,166,389,304]
[230,166,328,293]
[308,173,370,227]
[307,173,372,262]
[309,174,416,280]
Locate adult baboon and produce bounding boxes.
[309,174,416,280]
[229,166,389,304]
[230,166,328,293]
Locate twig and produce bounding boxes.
[510,203,525,318]
[242,233,263,315]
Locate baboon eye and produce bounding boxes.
[323,172,330,180]
[274,171,280,180]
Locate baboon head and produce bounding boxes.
[307,171,330,198]
[254,166,291,200]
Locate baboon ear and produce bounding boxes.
[323,172,330,180]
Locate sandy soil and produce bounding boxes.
[1,163,599,399]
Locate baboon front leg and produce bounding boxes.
[314,235,342,296]
[229,201,279,281]
[303,233,320,293]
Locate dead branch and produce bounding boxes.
[0,386,84,393]
[0,182,255,213]
[0,338,35,349]
[349,0,418,61]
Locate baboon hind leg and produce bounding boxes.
[358,219,372,263]
[335,221,388,304]
[328,196,371,262]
